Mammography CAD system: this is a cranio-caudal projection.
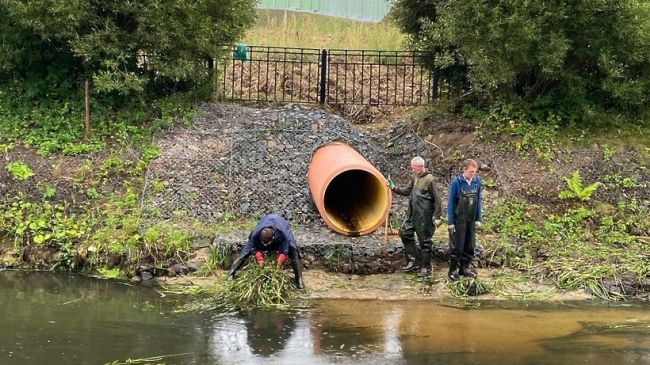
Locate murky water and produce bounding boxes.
[1,271,649,365]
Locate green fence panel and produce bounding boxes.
[257,0,391,22]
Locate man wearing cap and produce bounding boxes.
[226,213,304,289]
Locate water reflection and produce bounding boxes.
[1,271,649,365]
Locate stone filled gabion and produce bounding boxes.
[142,103,432,224]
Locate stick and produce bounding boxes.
[383,211,389,257]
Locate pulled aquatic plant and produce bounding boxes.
[448,277,491,297]
[222,262,296,309]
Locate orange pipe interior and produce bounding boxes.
[307,142,391,236]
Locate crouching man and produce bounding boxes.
[227,213,304,289]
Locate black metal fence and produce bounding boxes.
[218,45,440,106]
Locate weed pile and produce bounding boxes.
[221,263,297,309]
[448,277,491,297]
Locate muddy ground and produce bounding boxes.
[160,266,592,302]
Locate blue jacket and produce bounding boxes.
[241,214,297,256]
[447,175,482,224]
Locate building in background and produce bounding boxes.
[257,0,392,22]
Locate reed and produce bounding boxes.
[243,10,405,50]
[222,260,297,309]
[448,277,491,297]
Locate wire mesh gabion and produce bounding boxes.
[141,103,431,225]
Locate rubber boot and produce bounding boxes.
[417,250,432,278]
[401,244,419,272]
[289,248,304,289]
[460,259,477,278]
[448,258,460,282]
[227,256,248,280]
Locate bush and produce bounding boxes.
[392,0,650,112]
[1,0,258,99]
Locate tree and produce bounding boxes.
[0,0,258,99]
[391,0,650,111]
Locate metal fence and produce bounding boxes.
[218,45,440,106]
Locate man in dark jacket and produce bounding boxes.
[227,213,304,289]
[447,159,482,281]
[389,156,442,277]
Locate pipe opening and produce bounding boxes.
[323,169,388,234]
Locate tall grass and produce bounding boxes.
[243,10,405,50]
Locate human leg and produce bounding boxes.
[459,222,477,277]
[448,224,468,281]
[227,253,250,280]
[415,222,434,277]
[288,246,304,289]
[399,217,419,271]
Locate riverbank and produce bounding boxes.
[1,102,648,301]
[160,267,593,302]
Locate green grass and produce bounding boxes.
[243,10,405,50]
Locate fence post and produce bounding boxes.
[432,65,441,100]
[319,49,328,104]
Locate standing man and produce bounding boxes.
[447,159,482,281]
[227,213,304,289]
[389,156,442,277]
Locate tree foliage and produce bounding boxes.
[0,0,257,99]
[391,0,650,111]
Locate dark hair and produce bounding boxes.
[260,227,275,244]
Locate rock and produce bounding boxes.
[191,238,212,249]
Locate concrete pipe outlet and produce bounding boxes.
[307,142,391,236]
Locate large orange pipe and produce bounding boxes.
[307,142,392,236]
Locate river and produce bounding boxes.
[1,271,648,364]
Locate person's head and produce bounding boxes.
[260,227,275,246]
[461,159,478,180]
[410,156,426,175]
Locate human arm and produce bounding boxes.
[429,179,442,223]
[447,178,459,225]
[475,177,482,222]
[392,176,413,196]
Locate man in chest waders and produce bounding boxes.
[447,159,483,281]
[389,156,442,277]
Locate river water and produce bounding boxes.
[1,271,649,365]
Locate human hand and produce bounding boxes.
[447,224,455,234]
[255,251,264,266]
[386,176,395,190]
[434,219,442,227]
[475,221,482,229]
[277,253,287,267]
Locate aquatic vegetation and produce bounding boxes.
[222,262,297,309]
[104,353,190,365]
[447,277,491,297]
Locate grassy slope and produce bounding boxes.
[243,10,405,50]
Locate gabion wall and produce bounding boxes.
[142,103,432,224]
